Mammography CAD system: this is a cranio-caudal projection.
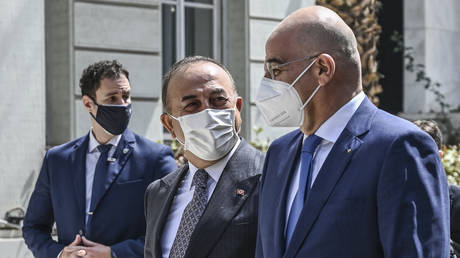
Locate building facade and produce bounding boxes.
[1,0,459,256]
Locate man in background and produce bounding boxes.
[23,60,177,258]
[414,119,460,257]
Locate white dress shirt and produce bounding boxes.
[161,138,241,258]
[85,130,121,223]
[284,92,365,233]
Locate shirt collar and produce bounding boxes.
[88,129,122,153]
[187,137,241,188]
[313,91,365,143]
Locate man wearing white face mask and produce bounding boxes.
[255,6,450,258]
[144,56,265,258]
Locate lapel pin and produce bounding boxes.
[346,148,352,153]
[123,148,129,154]
[236,188,245,197]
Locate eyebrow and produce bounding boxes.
[104,91,120,97]
[181,95,197,102]
[104,89,130,96]
[265,57,284,64]
[180,88,228,102]
[210,88,225,95]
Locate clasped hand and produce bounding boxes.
[60,234,111,258]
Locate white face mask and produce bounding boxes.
[169,107,239,161]
[255,58,321,127]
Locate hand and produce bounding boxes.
[81,237,112,258]
[60,235,86,258]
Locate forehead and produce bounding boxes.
[266,28,303,63]
[97,74,130,93]
[168,62,234,99]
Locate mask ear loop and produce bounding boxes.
[289,58,318,88]
[88,96,103,129]
[167,113,185,145]
[300,84,322,110]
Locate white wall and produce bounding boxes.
[0,0,45,257]
[404,0,460,113]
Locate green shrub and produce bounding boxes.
[442,145,460,185]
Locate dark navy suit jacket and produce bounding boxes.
[23,129,177,258]
[256,97,450,258]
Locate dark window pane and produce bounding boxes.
[185,7,213,58]
[162,4,177,75]
[185,0,213,4]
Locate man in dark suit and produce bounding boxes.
[23,60,177,258]
[144,56,265,258]
[255,6,450,258]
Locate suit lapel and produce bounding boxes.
[274,130,304,255]
[70,134,90,228]
[90,129,136,212]
[152,166,188,257]
[284,97,377,258]
[185,141,260,258]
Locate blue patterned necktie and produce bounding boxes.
[169,169,209,258]
[286,134,322,246]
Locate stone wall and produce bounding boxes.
[402,0,460,143]
[403,0,460,114]
[0,0,45,257]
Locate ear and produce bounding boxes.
[160,113,177,139]
[236,97,243,112]
[82,95,95,113]
[316,54,335,86]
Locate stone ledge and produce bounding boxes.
[0,238,33,258]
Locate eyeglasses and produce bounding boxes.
[264,54,320,79]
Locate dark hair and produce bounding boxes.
[79,60,129,99]
[413,119,443,150]
[162,56,236,113]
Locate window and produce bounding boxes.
[162,0,221,74]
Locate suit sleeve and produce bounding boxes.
[110,237,145,258]
[155,145,178,178]
[110,145,176,258]
[377,131,450,257]
[22,152,65,258]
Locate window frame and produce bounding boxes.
[162,0,221,63]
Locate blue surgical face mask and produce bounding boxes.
[89,97,132,135]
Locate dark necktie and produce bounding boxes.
[169,169,209,258]
[286,135,322,246]
[87,144,112,234]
